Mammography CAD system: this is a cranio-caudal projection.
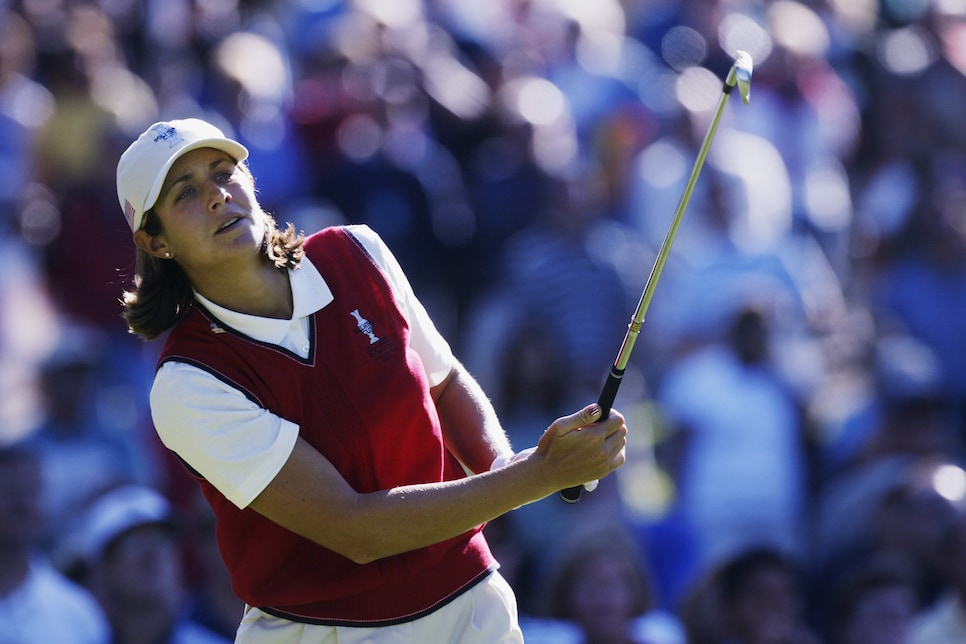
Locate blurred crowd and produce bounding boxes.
[3,0,966,642]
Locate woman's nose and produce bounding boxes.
[208,183,232,210]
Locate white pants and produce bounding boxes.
[234,572,524,644]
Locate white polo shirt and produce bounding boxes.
[149,224,455,509]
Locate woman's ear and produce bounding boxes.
[133,229,171,260]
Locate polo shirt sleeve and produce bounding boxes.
[150,360,300,509]
[346,224,455,387]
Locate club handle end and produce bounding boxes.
[559,485,582,503]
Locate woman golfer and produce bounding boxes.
[117,118,626,643]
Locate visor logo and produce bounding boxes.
[152,124,184,148]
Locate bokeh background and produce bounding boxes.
[4,0,966,642]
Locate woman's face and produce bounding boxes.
[144,147,266,275]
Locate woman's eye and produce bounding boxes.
[176,187,195,201]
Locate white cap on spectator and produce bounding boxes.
[116,118,248,231]
[77,485,175,562]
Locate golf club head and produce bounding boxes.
[733,50,753,104]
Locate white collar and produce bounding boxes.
[193,258,333,344]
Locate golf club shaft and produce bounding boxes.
[559,56,749,503]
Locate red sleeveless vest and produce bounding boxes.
[157,227,494,625]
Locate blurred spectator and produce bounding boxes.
[292,9,491,335]
[0,441,109,643]
[667,115,796,259]
[0,219,59,446]
[629,128,843,383]
[717,547,821,644]
[26,322,138,546]
[0,10,54,207]
[0,8,61,444]
[470,169,633,397]
[871,153,966,451]
[821,333,954,476]
[681,546,820,644]
[814,337,959,606]
[538,524,686,644]
[656,303,810,581]
[31,7,135,331]
[814,457,960,614]
[74,484,230,644]
[677,557,722,644]
[536,2,643,147]
[823,553,919,644]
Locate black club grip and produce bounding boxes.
[559,366,624,503]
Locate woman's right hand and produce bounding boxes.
[529,404,627,492]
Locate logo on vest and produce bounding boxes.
[350,309,380,344]
[350,308,397,362]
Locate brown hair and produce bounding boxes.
[121,207,305,341]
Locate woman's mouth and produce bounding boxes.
[216,216,243,233]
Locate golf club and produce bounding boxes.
[560,51,754,503]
